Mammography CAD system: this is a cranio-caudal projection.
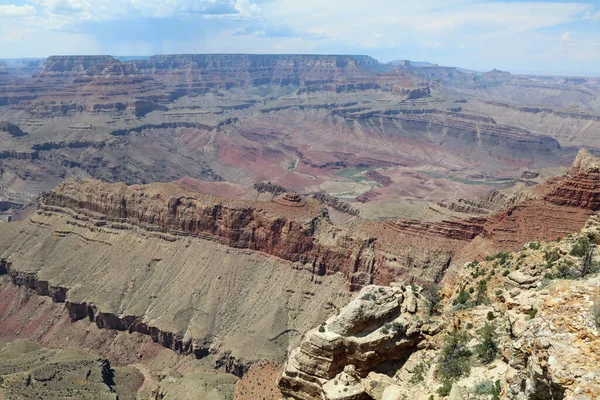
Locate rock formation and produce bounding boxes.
[43,178,377,287]
[545,149,600,210]
[278,214,600,400]
[278,284,435,400]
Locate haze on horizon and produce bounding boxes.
[0,0,599,76]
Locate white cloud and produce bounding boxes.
[0,4,36,19]
[26,0,261,26]
[256,0,594,52]
[561,31,571,41]
[584,10,600,21]
[234,0,260,18]
[421,41,443,49]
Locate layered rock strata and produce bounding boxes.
[277,285,434,400]
[545,149,600,210]
[43,178,377,288]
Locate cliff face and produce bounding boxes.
[545,149,600,210]
[36,54,385,90]
[0,203,355,376]
[44,179,377,288]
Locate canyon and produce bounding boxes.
[0,54,599,399]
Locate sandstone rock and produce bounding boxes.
[506,271,538,289]
[362,372,396,400]
[509,288,521,297]
[278,285,429,399]
[322,365,368,400]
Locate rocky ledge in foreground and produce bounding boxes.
[277,284,439,400]
[278,214,600,399]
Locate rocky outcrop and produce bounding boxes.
[277,285,433,400]
[364,171,392,187]
[382,218,487,241]
[279,214,600,400]
[545,149,600,210]
[438,190,514,215]
[0,339,118,400]
[312,192,360,216]
[0,121,27,136]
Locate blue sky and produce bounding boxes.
[0,0,599,75]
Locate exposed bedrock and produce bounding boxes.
[352,112,562,159]
[545,149,600,211]
[0,211,354,378]
[277,285,436,400]
[37,54,388,91]
[0,121,27,136]
[43,178,378,288]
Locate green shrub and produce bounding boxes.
[318,325,325,333]
[438,329,472,382]
[544,249,560,267]
[475,323,499,364]
[410,360,429,384]
[426,284,442,315]
[554,262,574,279]
[487,311,495,321]
[571,236,592,257]
[437,380,452,397]
[592,297,600,329]
[529,308,538,319]
[474,380,502,400]
[502,269,510,277]
[453,287,472,309]
[529,242,541,250]
[475,280,489,305]
[391,321,405,333]
[362,293,375,301]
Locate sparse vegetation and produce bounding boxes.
[475,280,489,305]
[592,297,600,329]
[362,293,375,301]
[453,287,472,309]
[544,248,560,268]
[570,236,593,257]
[426,284,442,315]
[437,329,472,382]
[437,379,453,397]
[529,308,538,319]
[410,359,430,384]
[528,242,541,250]
[474,380,502,400]
[475,323,499,364]
[391,321,405,333]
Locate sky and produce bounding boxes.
[0,0,599,76]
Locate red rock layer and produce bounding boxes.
[544,172,600,211]
[42,179,377,289]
